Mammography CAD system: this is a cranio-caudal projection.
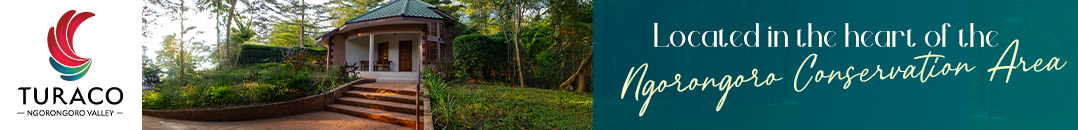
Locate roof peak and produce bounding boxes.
[343,0,443,24]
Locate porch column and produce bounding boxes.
[418,33,424,69]
[369,34,375,71]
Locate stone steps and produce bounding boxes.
[376,78,419,83]
[327,82,424,129]
[360,72,419,83]
[345,91,420,104]
[326,104,418,128]
[336,97,419,115]
[353,84,419,96]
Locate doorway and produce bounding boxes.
[399,41,413,71]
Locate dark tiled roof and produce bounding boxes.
[344,0,443,24]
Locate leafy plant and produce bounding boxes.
[423,66,461,129]
[452,34,509,81]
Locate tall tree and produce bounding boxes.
[264,0,331,47]
[500,0,547,87]
[268,21,315,46]
[143,45,162,88]
[326,0,386,27]
[421,0,462,17]
[198,0,251,68]
[459,0,500,34]
[149,0,205,85]
[550,0,593,91]
[196,0,227,67]
[511,0,524,88]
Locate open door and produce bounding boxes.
[399,41,413,71]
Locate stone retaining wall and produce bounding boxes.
[142,78,375,121]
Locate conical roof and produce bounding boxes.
[344,0,444,24]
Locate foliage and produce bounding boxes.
[325,0,386,26]
[267,21,318,47]
[149,0,211,86]
[215,23,257,67]
[263,0,332,47]
[452,34,509,81]
[457,0,503,35]
[422,65,591,129]
[143,45,163,87]
[450,0,593,91]
[155,34,210,86]
[429,82,593,129]
[143,65,163,87]
[236,44,326,66]
[422,66,458,128]
[421,0,463,19]
[142,63,354,110]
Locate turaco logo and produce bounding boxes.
[47,10,95,81]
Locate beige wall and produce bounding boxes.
[344,33,421,72]
[327,23,438,71]
[329,34,347,65]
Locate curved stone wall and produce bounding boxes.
[142,78,375,121]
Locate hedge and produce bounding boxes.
[452,34,509,80]
[237,44,326,66]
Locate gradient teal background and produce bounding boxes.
[594,0,1077,129]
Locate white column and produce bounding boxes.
[369,34,375,71]
[418,33,424,70]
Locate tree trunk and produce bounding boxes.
[576,66,588,92]
[299,0,306,47]
[230,14,244,67]
[559,52,591,91]
[178,10,187,86]
[514,2,524,88]
[224,0,236,67]
[214,8,221,70]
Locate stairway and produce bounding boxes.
[359,72,419,83]
[327,82,424,129]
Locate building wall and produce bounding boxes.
[344,36,370,67]
[344,33,421,72]
[329,34,347,65]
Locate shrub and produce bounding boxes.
[452,34,509,81]
[242,82,290,102]
[142,90,164,109]
[236,44,326,66]
[205,86,238,105]
[422,66,459,128]
[142,62,353,110]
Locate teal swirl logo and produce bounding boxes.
[48,10,95,81]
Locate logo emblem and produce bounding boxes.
[48,10,94,81]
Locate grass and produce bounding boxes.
[430,83,593,129]
[142,63,358,110]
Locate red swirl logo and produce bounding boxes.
[47,10,94,81]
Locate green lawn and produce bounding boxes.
[431,83,592,129]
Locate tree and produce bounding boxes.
[264,0,331,47]
[230,23,257,47]
[268,21,315,46]
[326,0,386,27]
[458,0,501,34]
[195,0,228,67]
[154,34,207,85]
[501,0,548,87]
[549,0,593,92]
[149,0,206,86]
[421,0,462,17]
[198,0,262,68]
[143,45,163,88]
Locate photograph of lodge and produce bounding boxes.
[316,0,454,82]
[141,0,592,129]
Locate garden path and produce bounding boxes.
[142,111,410,130]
